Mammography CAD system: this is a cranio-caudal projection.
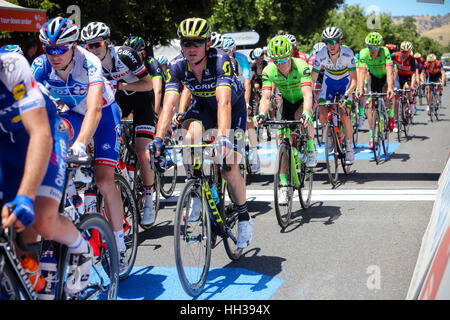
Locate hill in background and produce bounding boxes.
[392,13,450,46]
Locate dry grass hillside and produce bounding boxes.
[392,13,450,46]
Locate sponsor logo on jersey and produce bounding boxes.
[12,82,26,101]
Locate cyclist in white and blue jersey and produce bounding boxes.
[31,17,128,272]
[0,48,92,295]
[222,36,261,173]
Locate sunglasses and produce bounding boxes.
[44,43,74,55]
[180,39,206,48]
[368,46,380,51]
[86,41,106,50]
[273,57,290,65]
[325,39,339,46]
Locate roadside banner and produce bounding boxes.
[0,0,46,32]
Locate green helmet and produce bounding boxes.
[177,17,211,39]
[124,36,146,52]
[365,32,383,46]
[267,35,292,59]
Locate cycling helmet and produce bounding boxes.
[365,32,383,46]
[222,36,236,51]
[267,35,292,59]
[177,17,211,40]
[156,55,168,65]
[80,21,110,42]
[400,41,413,52]
[313,42,326,54]
[2,44,24,55]
[40,17,79,45]
[354,53,360,60]
[321,27,343,41]
[426,54,437,62]
[210,32,223,48]
[385,44,397,51]
[253,47,264,59]
[286,34,297,46]
[414,52,421,59]
[123,36,146,52]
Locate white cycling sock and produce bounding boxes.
[114,230,126,252]
[68,232,88,254]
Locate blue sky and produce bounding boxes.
[343,0,450,16]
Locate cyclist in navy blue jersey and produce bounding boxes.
[153,18,254,249]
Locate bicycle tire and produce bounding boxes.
[59,213,119,300]
[134,161,160,230]
[0,262,21,300]
[403,101,411,138]
[372,109,381,164]
[174,179,211,297]
[221,180,243,261]
[381,111,390,158]
[273,142,293,228]
[325,123,339,186]
[297,139,313,209]
[397,100,403,142]
[98,174,138,280]
[160,137,178,198]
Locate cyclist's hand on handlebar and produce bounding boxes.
[387,89,394,100]
[254,112,268,127]
[215,135,233,171]
[151,137,166,173]
[301,110,312,127]
[1,195,34,231]
[173,112,184,126]
[70,141,87,158]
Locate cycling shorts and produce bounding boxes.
[369,74,387,93]
[395,74,412,90]
[180,94,247,156]
[60,103,121,168]
[426,73,441,84]
[115,90,156,139]
[319,76,351,102]
[0,117,68,203]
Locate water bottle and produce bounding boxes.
[84,187,97,213]
[20,256,46,292]
[208,179,220,210]
[37,251,57,300]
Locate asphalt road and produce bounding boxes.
[122,85,450,301]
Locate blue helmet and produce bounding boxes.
[222,36,236,51]
[156,55,168,65]
[2,45,24,55]
[39,17,79,45]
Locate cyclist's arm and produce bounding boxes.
[302,85,313,120]
[152,77,163,116]
[216,86,232,138]
[244,78,251,106]
[386,64,394,96]
[76,83,103,146]
[258,88,272,115]
[178,86,192,115]
[310,70,318,91]
[119,73,153,92]
[345,69,357,97]
[155,91,179,140]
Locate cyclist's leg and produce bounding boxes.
[245,98,260,172]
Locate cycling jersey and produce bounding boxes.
[391,51,416,77]
[415,57,424,72]
[359,47,393,79]
[0,50,68,203]
[422,60,443,76]
[292,51,310,65]
[261,57,312,104]
[31,46,115,114]
[145,56,164,81]
[32,46,121,168]
[103,46,148,87]
[230,51,251,83]
[312,45,356,81]
[165,47,245,111]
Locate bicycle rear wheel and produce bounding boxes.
[273,142,293,228]
[220,180,243,261]
[297,139,313,209]
[59,213,119,300]
[325,123,339,186]
[160,137,178,198]
[97,174,138,280]
[174,179,211,297]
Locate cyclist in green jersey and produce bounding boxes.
[256,35,317,168]
[357,32,394,149]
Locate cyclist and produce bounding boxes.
[250,48,273,124]
[309,42,326,111]
[414,52,425,112]
[152,17,254,249]
[80,23,159,228]
[256,35,316,204]
[32,17,128,272]
[421,53,445,113]
[311,27,357,165]
[0,44,92,294]
[357,32,394,149]
[391,41,418,130]
[222,36,261,173]
[210,32,223,49]
[123,36,164,116]
[287,34,311,66]
[355,52,369,127]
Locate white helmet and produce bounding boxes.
[222,36,236,51]
[39,17,79,45]
[210,32,223,48]
[286,34,297,46]
[313,42,326,54]
[322,26,343,41]
[81,22,110,42]
[156,55,168,65]
[253,47,264,59]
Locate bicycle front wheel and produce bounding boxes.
[174,179,211,297]
[297,140,313,209]
[325,123,339,186]
[372,109,381,164]
[273,142,293,228]
[160,137,178,198]
[59,213,119,300]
